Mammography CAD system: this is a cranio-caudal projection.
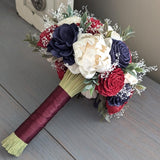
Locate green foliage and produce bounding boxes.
[83,73,99,96]
[62,5,73,18]
[96,94,111,122]
[135,84,146,95]
[24,33,41,52]
[105,30,112,38]
[124,63,145,77]
[80,12,91,32]
[103,22,108,33]
[41,54,53,58]
[67,5,73,17]
[120,25,135,41]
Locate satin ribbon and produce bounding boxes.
[15,86,70,143]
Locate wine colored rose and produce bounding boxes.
[89,17,103,29]
[96,68,125,97]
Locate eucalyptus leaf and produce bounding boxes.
[126,63,138,70]
[135,67,144,73]
[42,54,53,58]
[84,79,92,84]
[62,13,69,18]
[24,33,41,52]
[84,22,91,32]
[83,84,93,91]
[103,22,108,33]
[80,12,87,29]
[67,5,73,17]
[90,85,95,96]
[104,114,111,123]
[98,101,104,113]
[106,30,112,38]
[135,84,146,91]
[120,25,135,41]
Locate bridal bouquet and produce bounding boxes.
[1,4,157,157]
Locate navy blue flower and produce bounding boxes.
[107,84,132,106]
[47,23,79,65]
[109,39,130,68]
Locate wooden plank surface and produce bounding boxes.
[1,0,160,160]
[0,86,74,160]
[46,77,160,160]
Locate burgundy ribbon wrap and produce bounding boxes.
[15,86,70,144]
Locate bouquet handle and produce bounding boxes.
[1,85,71,156]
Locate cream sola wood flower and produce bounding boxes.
[124,72,138,85]
[105,25,122,41]
[58,16,81,25]
[67,33,112,79]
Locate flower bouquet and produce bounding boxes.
[1,4,157,157]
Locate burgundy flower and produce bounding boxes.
[37,25,57,48]
[106,100,127,115]
[96,68,125,97]
[55,60,67,80]
[89,18,103,29]
[86,18,103,34]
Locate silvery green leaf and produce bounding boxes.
[98,101,103,112]
[84,22,91,32]
[135,84,146,91]
[121,25,135,41]
[84,79,92,84]
[90,86,95,96]
[42,54,53,58]
[103,22,108,33]
[106,30,112,38]
[67,5,73,17]
[104,114,111,123]
[62,13,69,18]
[80,12,87,28]
[126,63,138,70]
[135,67,144,73]
[83,84,93,92]
[92,74,99,79]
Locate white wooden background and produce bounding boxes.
[0,1,160,160]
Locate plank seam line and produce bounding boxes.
[0,83,77,160]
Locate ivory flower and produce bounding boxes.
[124,73,138,85]
[106,25,122,41]
[58,16,81,26]
[68,34,112,79]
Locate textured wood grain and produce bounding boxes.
[1,0,160,160]
[46,79,160,160]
